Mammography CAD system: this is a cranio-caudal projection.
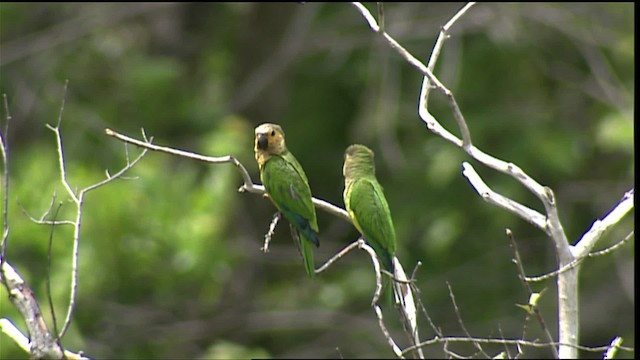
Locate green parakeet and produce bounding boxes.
[254,123,319,277]
[343,144,396,273]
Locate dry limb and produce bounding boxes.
[351,2,634,358]
[1,91,91,359]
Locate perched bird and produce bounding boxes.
[254,123,319,277]
[343,144,396,273]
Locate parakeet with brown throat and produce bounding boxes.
[254,123,319,277]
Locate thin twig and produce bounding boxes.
[1,94,11,260]
[105,128,352,223]
[401,335,634,356]
[525,230,634,283]
[497,324,514,359]
[315,238,403,357]
[46,202,63,348]
[409,281,443,338]
[374,304,404,358]
[446,282,488,357]
[43,91,149,339]
[261,211,281,252]
[424,2,476,99]
[572,189,634,257]
[314,238,384,306]
[315,239,362,274]
[507,229,559,359]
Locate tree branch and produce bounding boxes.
[104,127,351,223]
[349,2,634,358]
[46,121,147,339]
[1,258,92,359]
[462,162,547,230]
[401,335,634,356]
[1,94,10,259]
[572,189,634,257]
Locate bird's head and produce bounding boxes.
[254,123,287,165]
[343,144,375,178]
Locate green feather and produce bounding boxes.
[261,151,319,277]
[343,144,396,273]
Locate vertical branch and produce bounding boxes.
[422,2,476,105]
[46,81,78,205]
[41,84,149,340]
[1,94,11,260]
[46,202,64,345]
[44,82,81,338]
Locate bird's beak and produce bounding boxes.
[257,133,269,150]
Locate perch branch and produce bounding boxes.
[104,128,351,223]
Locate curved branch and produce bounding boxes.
[462,162,547,230]
[104,128,351,223]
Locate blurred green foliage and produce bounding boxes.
[0,3,634,359]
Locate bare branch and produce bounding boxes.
[261,211,281,253]
[374,304,404,358]
[1,258,65,359]
[35,93,150,340]
[46,81,78,204]
[572,189,634,257]
[462,162,547,230]
[409,281,443,339]
[104,127,352,223]
[315,238,383,306]
[314,238,411,357]
[427,3,476,74]
[447,282,488,357]
[0,319,30,353]
[46,203,64,348]
[392,256,423,359]
[1,94,10,258]
[525,230,634,283]
[351,2,454,110]
[350,3,605,356]
[0,317,90,360]
[359,240,383,306]
[315,239,361,274]
[402,335,634,356]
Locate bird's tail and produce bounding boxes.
[290,224,316,278]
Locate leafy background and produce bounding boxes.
[0,3,633,359]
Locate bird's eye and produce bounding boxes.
[270,130,275,136]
